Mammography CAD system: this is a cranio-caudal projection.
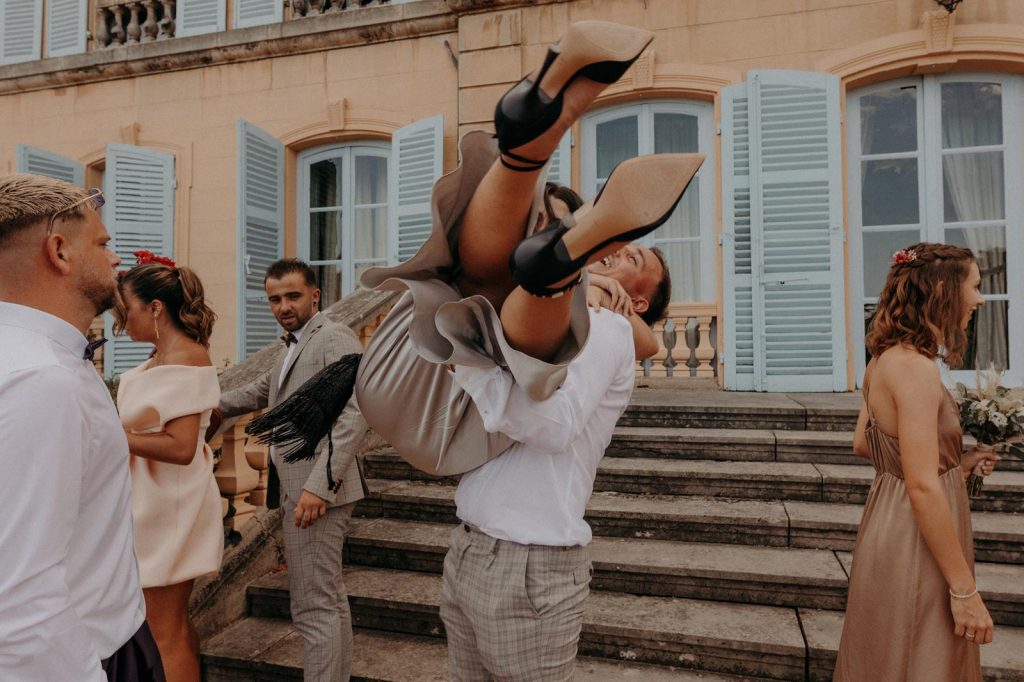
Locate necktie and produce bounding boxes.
[281,332,297,346]
[83,338,107,361]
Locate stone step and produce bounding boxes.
[355,480,1024,564]
[248,566,810,680]
[202,618,752,681]
[341,518,1024,625]
[799,609,1024,682]
[620,390,859,432]
[362,454,1023,511]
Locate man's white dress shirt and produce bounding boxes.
[0,302,145,681]
[278,312,318,389]
[452,309,636,547]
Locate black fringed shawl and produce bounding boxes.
[246,353,361,493]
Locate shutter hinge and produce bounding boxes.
[716,125,722,136]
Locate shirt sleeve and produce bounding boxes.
[0,367,105,680]
[453,310,635,455]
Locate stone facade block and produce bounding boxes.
[459,82,510,125]
[459,45,521,88]
[458,9,521,52]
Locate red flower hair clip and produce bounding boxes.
[133,250,176,268]
[891,248,917,266]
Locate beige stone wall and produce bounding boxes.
[1,0,1022,366]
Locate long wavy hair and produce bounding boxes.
[864,242,975,368]
[114,263,217,348]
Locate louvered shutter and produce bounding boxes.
[388,115,443,263]
[0,0,41,66]
[722,70,846,392]
[15,144,84,185]
[721,83,756,391]
[45,0,85,58]
[102,144,176,377]
[237,119,284,359]
[177,0,225,38]
[234,0,281,29]
[545,133,572,187]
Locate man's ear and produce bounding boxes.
[312,287,321,308]
[44,234,73,275]
[631,295,649,314]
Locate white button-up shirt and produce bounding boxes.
[0,302,145,681]
[452,309,636,546]
[278,312,318,388]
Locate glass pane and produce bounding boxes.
[656,178,700,240]
[861,158,919,226]
[595,116,638,179]
[354,154,387,205]
[963,300,1009,372]
[859,87,917,154]
[314,263,342,308]
[944,225,1006,295]
[655,240,700,302]
[941,82,1002,149]
[355,261,386,290]
[309,211,341,261]
[310,159,341,208]
[354,208,387,260]
[942,151,1004,222]
[653,113,699,154]
[862,229,920,298]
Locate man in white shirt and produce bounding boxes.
[0,173,162,681]
[440,305,639,681]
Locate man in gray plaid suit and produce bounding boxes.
[218,258,367,682]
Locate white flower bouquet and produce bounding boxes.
[952,368,1024,497]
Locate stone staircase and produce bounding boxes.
[202,390,1024,681]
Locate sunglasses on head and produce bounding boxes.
[47,187,105,235]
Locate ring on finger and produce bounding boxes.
[965,632,976,640]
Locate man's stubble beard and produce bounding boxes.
[80,270,119,317]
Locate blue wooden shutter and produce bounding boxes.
[0,0,41,66]
[723,70,846,392]
[388,115,443,263]
[177,0,225,37]
[234,0,281,29]
[15,144,84,185]
[45,0,85,58]
[102,144,176,376]
[237,119,284,359]
[545,133,572,187]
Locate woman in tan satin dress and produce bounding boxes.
[835,243,999,681]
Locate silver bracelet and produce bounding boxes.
[949,587,978,600]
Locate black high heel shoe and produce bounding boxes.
[494,21,655,171]
[510,153,705,296]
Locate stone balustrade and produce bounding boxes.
[639,302,718,379]
[289,0,393,17]
[95,0,176,48]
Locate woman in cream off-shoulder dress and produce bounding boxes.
[114,259,222,682]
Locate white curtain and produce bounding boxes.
[941,84,1008,370]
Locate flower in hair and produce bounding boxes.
[133,250,176,268]
[891,248,917,266]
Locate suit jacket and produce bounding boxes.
[220,314,368,509]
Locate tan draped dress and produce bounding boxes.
[118,361,223,588]
[834,383,981,681]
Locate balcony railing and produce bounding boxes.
[638,302,719,380]
[95,0,177,48]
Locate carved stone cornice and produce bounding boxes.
[0,1,454,96]
[444,0,568,15]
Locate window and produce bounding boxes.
[848,74,1024,383]
[298,143,389,307]
[581,101,715,301]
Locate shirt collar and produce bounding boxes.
[288,311,320,346]
[0,301,91,359]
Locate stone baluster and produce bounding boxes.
[158,0,175,39]
[292,0,310,17]
[141,0,159,42]
[244,432,270,507]
[109,5,127,46]
[694,314,716,377]
[95,7,112,48]
[126,2,142,43]
[215,414,261,531]
[308,0,324,15]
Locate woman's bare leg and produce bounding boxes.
[143,581,200,682]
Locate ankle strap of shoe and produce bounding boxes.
[498,147,549,173]
[518,271,582,298]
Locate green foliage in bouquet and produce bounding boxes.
[952,368,1024,496]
